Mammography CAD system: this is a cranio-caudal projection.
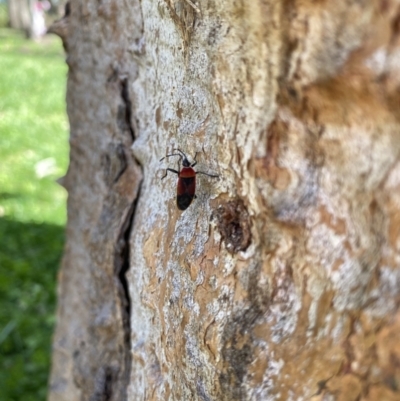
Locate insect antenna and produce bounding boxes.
[172,148,190,161]
[159,152,183,162]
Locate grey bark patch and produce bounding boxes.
[102,143,128,185]
[219,309,261,401]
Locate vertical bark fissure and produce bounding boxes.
[114,181,142,399]
[91,366,115,401]
[103,368,114,401]
[116,181,142,320]
[120,78,135,141]
[115,76,143,399]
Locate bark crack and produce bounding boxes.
[119,77,135,141]
[112,76,142,399]
[114,183,142,400]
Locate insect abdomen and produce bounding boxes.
[177,175,196,210]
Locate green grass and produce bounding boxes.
[0,219,65,401]
[0,27,68,224]
[0,14,68,401]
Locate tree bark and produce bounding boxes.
[49,1,400,400]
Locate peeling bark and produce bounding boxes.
[49,1,400,400]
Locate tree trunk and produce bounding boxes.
[8,0,48,38]
[49,1,400,400]
[7,0,31,32]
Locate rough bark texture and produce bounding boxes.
[49,1,400,401]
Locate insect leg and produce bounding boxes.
[191,152,198,167]
[196,171,219,178]
[161,168,180,180]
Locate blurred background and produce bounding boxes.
[0,1,68,399]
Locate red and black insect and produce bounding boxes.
[160,149,219,210]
